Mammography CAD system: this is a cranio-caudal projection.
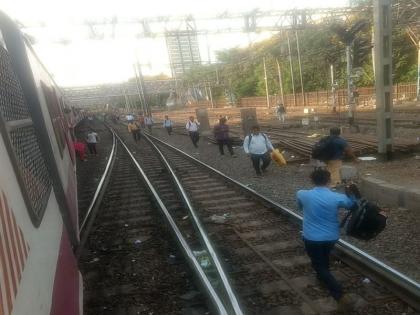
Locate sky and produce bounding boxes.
[2,0,348,86]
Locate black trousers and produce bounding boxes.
[304,239,342,301]
[250,153,270,175]
[217,139,234,155]
[189,131,199,147]
[87,143,97,154]
[132,130,140,142]
[165,126,173,135]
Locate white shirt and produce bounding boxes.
[243,133,274,154]
[145,117,153,125]
[87,132,98,144]
[126,114,134,121]
[186,120,199,132]
[163,119,173,127]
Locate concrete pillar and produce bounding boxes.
[195,108,210,131]
[240,108,258,135]
[373,0,393,158]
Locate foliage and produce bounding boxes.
[181,10,417,99]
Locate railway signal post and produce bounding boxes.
[373,0,393,159]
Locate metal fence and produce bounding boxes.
[189,82,417,109]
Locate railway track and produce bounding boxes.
[77,133,236,314]
[111,122,420,314]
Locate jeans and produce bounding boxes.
[87,143,97,154]
[165,126,173,135]
[304,239,343,301]
[189,131,199,147]
[132,130,140,142]
[217,139,234,155]
[250,153,271,175]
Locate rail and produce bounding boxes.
[112,130,230,315]
[79,130,116,234]
[143,133,244,315]
[147,133,420,311]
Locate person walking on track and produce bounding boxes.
[145,115,154,133]
[243,125,274,176]
[128,121,141,142]
[297,168,365,311]
[186,116,200,148]
[138,113,145,128]
[312,127,357,187]
[163,115,173,135]
[276,103,286,123]
[86,129,99,155]
[213,117,236,157]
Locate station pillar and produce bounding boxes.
[240,108,258,135]
[373,0,393,159]
[195,108,210,131]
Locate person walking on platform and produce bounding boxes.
[243,125,274,176]
[145,115,154,133]
[276,103,286,123]
[213,117,236,157]
[297,169,364,311]
[313,127,356,187]
[186,116,200,148]
[163,115,173,135]
[86,129,99,155]
[128,121,141,142]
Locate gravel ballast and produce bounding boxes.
[149,126,420,283]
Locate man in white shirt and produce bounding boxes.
[145,115,154,132]
[86,130,99,155]
[243,125,274,176]
[163,115,173,135]
[186,116,200,148]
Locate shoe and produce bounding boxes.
[231,154,237,158]
[254,173,262,178]
[337,293,366,312]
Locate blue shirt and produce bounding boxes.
[297,187,355,241]
[329,136,348,160]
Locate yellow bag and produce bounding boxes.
[271,149,287,167]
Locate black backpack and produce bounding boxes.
[311,136,334,161]
[341,199,387,241]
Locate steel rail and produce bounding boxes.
[112,130,228,315]
[143,133,244,315]
[79,131,116,234]
[147,134,420,311]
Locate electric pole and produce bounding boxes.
[374,0,393,158]
[295,31,305,106]
[276,58,285,104]
[263,57,270,108]
[133,64,145,113]
[287,33,297,106]
[346,45,355,122]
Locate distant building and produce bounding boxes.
[165,30,201,78]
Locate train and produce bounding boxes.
[0,11,82,315]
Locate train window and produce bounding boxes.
[41,82,66,157]
[0,45,52,226]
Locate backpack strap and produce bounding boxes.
[247,134,253,148]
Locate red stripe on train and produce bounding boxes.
[0,192,30,315]
[0,195,17,305]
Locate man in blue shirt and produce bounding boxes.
[297,169,360,309]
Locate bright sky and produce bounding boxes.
[3,0,348,86]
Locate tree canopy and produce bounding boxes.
[182,10,418,99]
